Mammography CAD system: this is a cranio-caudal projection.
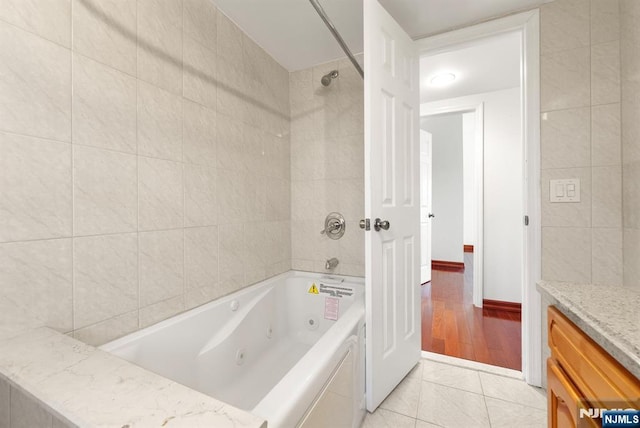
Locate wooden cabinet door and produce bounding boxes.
[547,358,598,428]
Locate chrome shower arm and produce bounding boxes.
[308,0,364,79]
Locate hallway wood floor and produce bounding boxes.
[421,254,522,371]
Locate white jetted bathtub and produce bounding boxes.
[101,271,366,428]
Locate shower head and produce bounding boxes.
[321,70,339,87]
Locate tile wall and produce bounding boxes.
[289,57,365,277]
[540,0,624,284]
[0,0,291,346]
[0,375,74,428]
[620,0,640,288]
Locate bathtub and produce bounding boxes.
[101,271,366,428]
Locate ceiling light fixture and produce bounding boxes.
[430,72,456,87]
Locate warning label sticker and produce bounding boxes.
[318,283,354,298]
[308,283,319,294]
[324,297,339,321]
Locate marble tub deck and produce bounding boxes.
[537,280,640,379]
[0,327,266,428]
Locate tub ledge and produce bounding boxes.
[0,327,267,428]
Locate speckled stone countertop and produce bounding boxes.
[537,281,640,379]
[0,326,266,427]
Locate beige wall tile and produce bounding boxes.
[218,223,243,283]
[541,168,592,227]
[243,125,265,176]
[264,221,290,266]
[0,22,71,142]
[338,179,365,222]
[242,222,266,269]
[183,101,217,167]
[216,115,245,172]
[292,259,314,272]
[138,157,184,231]
[73,146,137,235]
[184,163,217,227]
[10,387,52,428]
[291,181,315,221]
[245,173,266,220]
[542,227,592,282]
[291,138,326,181]
[185,226,218,290]
[591,0,620,44]
[266,178,290,222]
[591,41,621,106]
[186,275,241,309]
[0,0,71,47]
[592,166,622,227]
[592,228,623,285]
[216,12,242,68]
[137,81,183,162]
[139,229,184,307]
[541,0,590,54]
[266,133,290,180]
[326,135,365,179]
[72,55,136,154]
[0,133,71,242]
[52,415,76,428]
[621,85,640,164]
[137,0,182,94]
[217,169,247,223]
[183,37,217,109]
[289,69,314,116]
[139,296,184,328]
[216,60,248,124]
[541,47,590,111]
[72,0,136,75]
[0,377,8,428]
[591,104,621,166]
[73,233,138,329]
[73,311,138,346]
[183,0,217,49]
[623,161,640,229]
[541,108,591,169]
[623,227,640,288]
[0,239,72,333]
[339,223,365,266]
[243,35,270,85]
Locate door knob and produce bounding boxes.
[374,218,390,231]
[428,213,435,218]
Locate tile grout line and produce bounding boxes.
[135,0,141,331]
[479,373,493,428]
[70,0,76,339]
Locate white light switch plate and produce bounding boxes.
[550,178,581,203]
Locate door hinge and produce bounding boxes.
[524,215,529,226]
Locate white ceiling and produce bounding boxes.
[211,0,550,72]
[420,31,521,103]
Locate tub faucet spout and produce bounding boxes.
[325,257,339,270]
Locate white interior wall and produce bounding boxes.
[421,113,464,264]
[462,112,476,246]
[422,87,522,303]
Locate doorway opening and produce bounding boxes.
[418,30,525,371]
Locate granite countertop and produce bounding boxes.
[537,280,640,379]
[0,327,266,428]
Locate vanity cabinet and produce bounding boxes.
[547,306,640,428]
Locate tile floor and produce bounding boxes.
[362,358,546,428]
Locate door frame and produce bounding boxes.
[415,10,542,386]
[420,103,485,309]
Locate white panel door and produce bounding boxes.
[420,131,432,284]
[364,0,421,411]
